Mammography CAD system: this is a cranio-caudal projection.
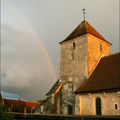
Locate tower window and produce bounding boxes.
[100,44,102,52]
[73,42,75,50]
[72,42,75,60]
[115,104,117,109]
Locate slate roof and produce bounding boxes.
[46,79,62,95]
[60,20,111,44]
[75,53,120,94]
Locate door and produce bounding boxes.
[67,104,73,114]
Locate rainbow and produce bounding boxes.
[5,2,57,81]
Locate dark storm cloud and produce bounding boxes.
[1,24,56,100]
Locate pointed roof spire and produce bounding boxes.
[59,20,111,45]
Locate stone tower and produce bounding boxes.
[59,20,111,114]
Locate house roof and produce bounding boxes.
[59,20,111,44]
[3,98,25,107]
[25,101,40,108]
[3,98,40,110]
[46,79,62,95]
[3,98,25,112]
[75,53,120,94]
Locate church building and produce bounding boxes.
[46,19,120,115]
[59,19,111,114]
[75,53,120,115]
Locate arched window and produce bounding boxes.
[96,97,102,115]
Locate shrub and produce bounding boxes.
[0,104,14,120]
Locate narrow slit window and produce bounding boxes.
[72,42,75,60]
[73,42,75,50]
[115,104,117,110]
[100,44,102,52]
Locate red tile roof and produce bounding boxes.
[60,20,111,44]
[25,101,40,109]
[3,98,25,112]
[75,53,120,94]
[3,98,40,113]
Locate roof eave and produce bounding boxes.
[74,88,120,94]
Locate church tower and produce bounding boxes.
[59,20,111,114]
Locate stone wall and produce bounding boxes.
[76,91,120,115]
[43,87,62,114]
[60,33,111,115]
[60,35,88,114]
[87,34,111,75]
[43,96,53,114]
[55,87,62,114]
[75,95,80,114]
[11,113,120,120]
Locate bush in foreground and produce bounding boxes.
[0,104,14,120]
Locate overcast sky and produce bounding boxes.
[1,0,119,101]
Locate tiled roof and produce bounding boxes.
[3,98,25,107]
[60,20,111,44]
[25,101,40,108]
[3,98,25,112]
[3,98,40,113]
[46,79,62,95]
[75,53,120,94]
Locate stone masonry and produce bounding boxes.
[59,20,111,114]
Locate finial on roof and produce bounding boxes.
[82,8,86,20]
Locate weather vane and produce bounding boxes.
[82,8,86,20]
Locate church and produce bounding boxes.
[45,19,120,115]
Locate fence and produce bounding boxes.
[10,113,120,120]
